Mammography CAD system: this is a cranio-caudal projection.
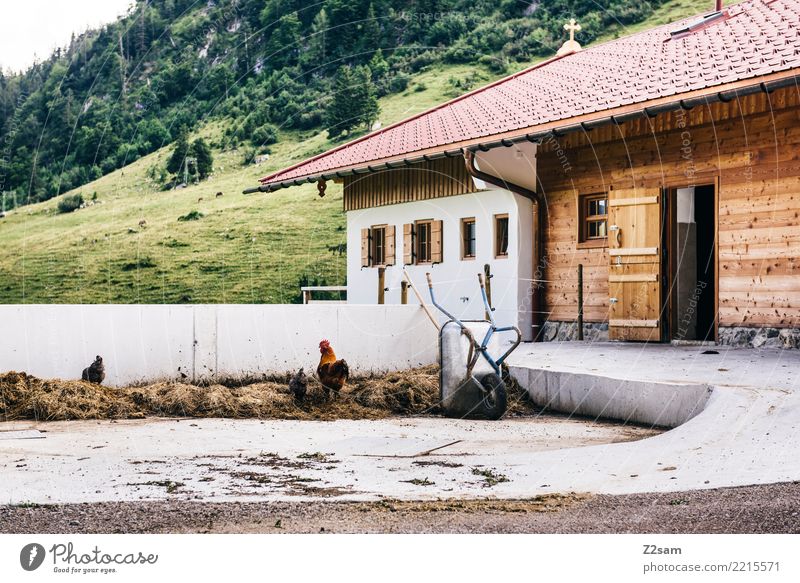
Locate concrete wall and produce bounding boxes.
[0,305,439,386]
[346,188,534,340]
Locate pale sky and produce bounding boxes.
[0,0,135,73]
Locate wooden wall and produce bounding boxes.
[537,86,800,328]
[342,155,477,211]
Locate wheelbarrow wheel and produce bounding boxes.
[478,373,507,420]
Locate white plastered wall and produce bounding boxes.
[346,188,534,340]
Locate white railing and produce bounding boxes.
[301,285,347,304]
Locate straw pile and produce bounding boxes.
[0,366,442,421]
[0,371,140,421]
[0,365,536,422]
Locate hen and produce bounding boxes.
[81,355,105,385]
[288,368,307,402]
[317,339,349,399]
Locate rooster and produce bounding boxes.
[317,339,349,399]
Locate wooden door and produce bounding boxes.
[608,188,663,341]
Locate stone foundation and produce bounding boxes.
[541,321,608,342]
[718,326,800,349]
[541,322,800,349]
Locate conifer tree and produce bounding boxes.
[264,12,301,69]
[308,8,330,63]
[326,65,381,138]
[166,133,190,176]
[362,3,381,53]
[352,65,380,130]
[191,138,214,179]
[369,49,389,84]
[326,65,356,138]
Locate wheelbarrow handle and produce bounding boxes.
[460,325,481,377]
[426,272,434,289]
[477,272,485,289]
[494,325,522,367]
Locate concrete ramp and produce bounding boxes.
[506,342,800,493]
[512,367,712,428]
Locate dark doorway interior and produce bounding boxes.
[695,185,715,340]
[674,184,715,342]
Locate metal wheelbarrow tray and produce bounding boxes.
[426,272,521,419]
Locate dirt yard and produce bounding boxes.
[1,482,798,534]
[0,414,663,505]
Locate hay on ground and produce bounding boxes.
[0,364,536,422]
[0,371,140,421]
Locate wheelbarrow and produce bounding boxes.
[426,272,522,419]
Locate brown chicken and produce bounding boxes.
[317,339,349,399]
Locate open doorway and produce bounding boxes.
[671,184,716,342]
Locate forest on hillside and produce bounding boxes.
[0,0,665,209]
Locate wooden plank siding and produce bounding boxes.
[537,85,800,328]
[342,155,478,211]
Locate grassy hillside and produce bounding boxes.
[0,0,726,304]
[0,63,491,303]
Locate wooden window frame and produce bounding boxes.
[494,214,509,258]
[415,219,433,264]
[577,192,608,249]
[369,225,386,267]
[461,217,476,260]
[404,220,441,265]
[363,224,394,268]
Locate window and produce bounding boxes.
[371,226,386,265]
[360,225,395,267]
[579,193,608,247]
[461,218,476,260]
[494,214,509,258]
[416,220,432,263]
[403,220,442,265]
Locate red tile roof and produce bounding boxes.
[259,0,800,189]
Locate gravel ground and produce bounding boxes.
[2,482,798,534]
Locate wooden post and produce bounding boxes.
[483,263,493,319]
[378,267,386,305]
[303,289,311,304]
[577,263,584,341]
[400,280,408,304]
[402,269,441,331]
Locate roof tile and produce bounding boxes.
[261,0,800,187]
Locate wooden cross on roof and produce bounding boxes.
[564,18,582,42]
[557,18,583,57]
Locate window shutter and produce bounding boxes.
[385,225,396,266]
[403,223,413,264]
[431,220,443,264]
[361,228,370,267]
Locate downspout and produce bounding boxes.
[463,150,545,342]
